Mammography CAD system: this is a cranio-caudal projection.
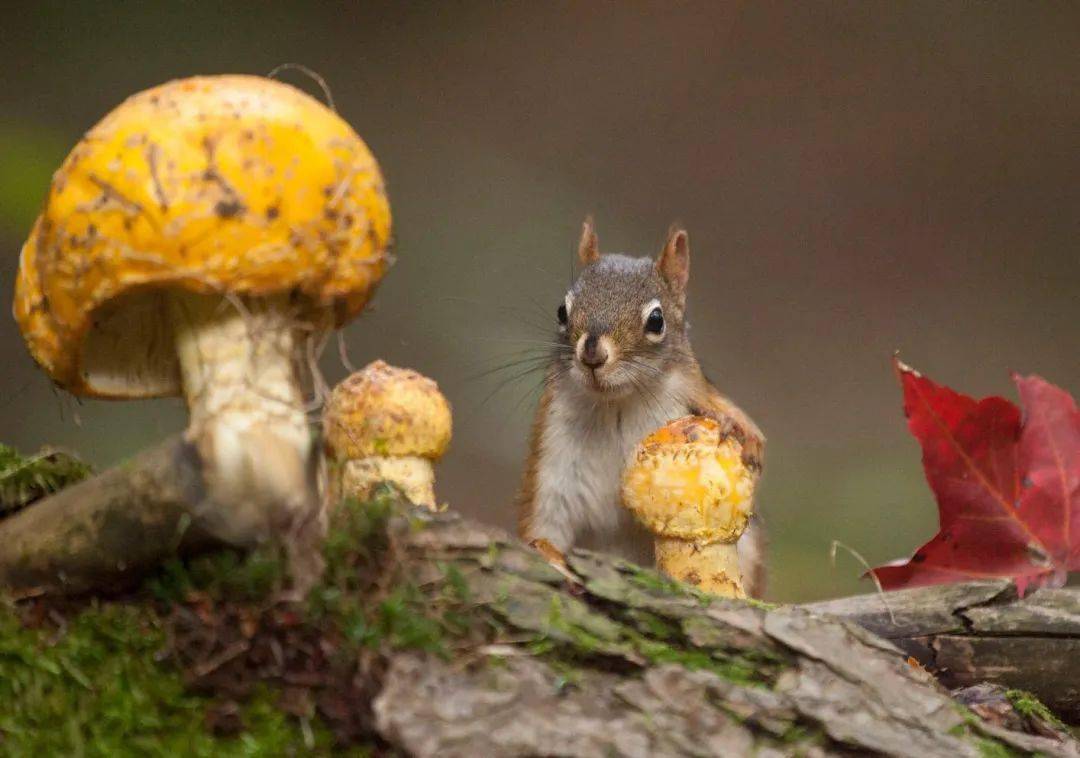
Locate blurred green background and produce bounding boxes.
[1,3,1077,602]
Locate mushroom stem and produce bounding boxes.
[655,537,744,599]
[167,291,317,543]
[337,456,436,509]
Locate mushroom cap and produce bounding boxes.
[13,74,391,398]
[324,360,452,460]
[621,415,755,544]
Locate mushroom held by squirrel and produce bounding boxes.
[621,415,757,598]
[12,75,391,546]
[323,360,451,510]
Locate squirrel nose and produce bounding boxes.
[579,334,609,370]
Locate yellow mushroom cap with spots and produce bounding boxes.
[324,360,452,460]
[13,74,392,398]
[621,415,755,544]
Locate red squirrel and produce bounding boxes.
[517,220,766,596]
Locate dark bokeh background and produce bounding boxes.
[2,3,1077,601]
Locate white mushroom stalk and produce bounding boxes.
[168,292,316,541]
[338,456,437,510]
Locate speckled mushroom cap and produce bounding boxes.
[13,74,392,398]
[324,360,452,460]
[621,415,755,544]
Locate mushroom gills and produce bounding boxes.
[167,290,318,543]
[80,290,181,397]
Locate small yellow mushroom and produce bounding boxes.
[621,415,756,597]
[12,75,392,543]
[323,361,452,509]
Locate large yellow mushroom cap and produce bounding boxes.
[621,415,755,544]
[324,360,452,460]
[13,74,392,398]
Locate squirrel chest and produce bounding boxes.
[531,372,693,565]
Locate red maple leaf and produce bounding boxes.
[871,359,1079,596]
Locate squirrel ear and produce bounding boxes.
[578,217,600,265]
[657,227,690,295]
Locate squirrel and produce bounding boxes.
[517,219,767,596]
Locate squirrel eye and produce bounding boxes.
[644,307,664,335]
[556,303,568,326]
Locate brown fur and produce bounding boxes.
[516,381,553,540]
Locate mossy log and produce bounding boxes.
[0,436,221,597]
[807,582,1080,725]
[367,507,1078,756]
[0,434,328,599]
[1,454,1079,755]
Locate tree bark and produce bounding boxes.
[806,581,1080,724]
[368,507,1079,757]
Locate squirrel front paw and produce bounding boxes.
[529,538,568,568]
[713,415,764,474]
[739,433,764,474]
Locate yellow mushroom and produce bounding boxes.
[621,415,756,598]
[12,75,391,543]
[323,360,451,509]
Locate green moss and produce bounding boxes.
[0,601,330,756]
[148,546,286,605]
[0,444,92,515]
[624,609,676,640]
[371,584,449,653]
[759,722,833,756]
[441,564,470,603]
[0,492,409,754]
[322,491,395,581]
[1005,688,1066,730]
[620,560,781,611]
[973,737,1020,758]
[635,637,763,685]
[622,561,711,604]
[950,703,1025,758]
[521,584,776,687]
[743,596,780,611]
[308,492,460,656]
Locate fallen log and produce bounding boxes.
[0,436,219,597]
[2,455,1078,754]
[806,581,1080,724]
[361,504,1080,756]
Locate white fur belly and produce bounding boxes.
[531,381,690,565]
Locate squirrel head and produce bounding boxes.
[554,218,693,398]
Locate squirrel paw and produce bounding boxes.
[714,415,764,474]
[528,538,582,586]
[529,538,568,568]
[740,434,765,474]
